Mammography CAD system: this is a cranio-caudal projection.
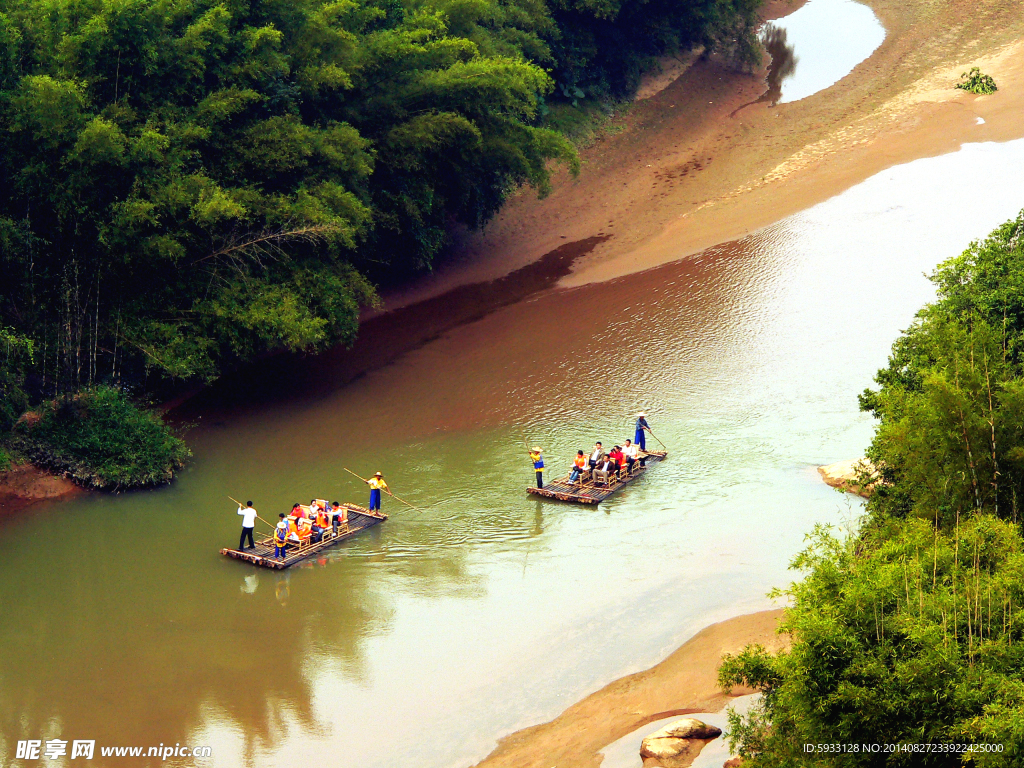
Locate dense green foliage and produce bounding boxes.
[10,386,190,487]
[547,0,761,98]
[956,67,997,96]
[860,211,1024,524]
[0,326,34,431]
[0,0,576,389]
[720,516,1024,766]
[0,0,762,485]
[720,212,1024,765]
[0,0,761,401]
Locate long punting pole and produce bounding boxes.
[343,467,425,513]
[645,428,668,450]
[228,496,276,530]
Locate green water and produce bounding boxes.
[4,139,1024,768]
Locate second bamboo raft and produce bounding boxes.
[527,450,667,504]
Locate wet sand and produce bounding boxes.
[385,0,1024,306]
[473,610,787,768]
[0,463,81,516]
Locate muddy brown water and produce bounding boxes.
[5,139,1024,766]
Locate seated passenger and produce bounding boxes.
[312,507,330,541]
[287,515,313,543]
[291,503,306,519]
[623,439,639,472]
[315,507,330,530]
[588,442,603,469]
[609,446,624,473]
[331,501,348,530]
[569,450,587,484]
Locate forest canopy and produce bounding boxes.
[0,0,762,404]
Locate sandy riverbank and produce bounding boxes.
[381,0,1024,310]
[0,463,82,516]
[472,610,787,768]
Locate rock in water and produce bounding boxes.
[818,458,878,497]
[640,718,722,765]
[644,717,722,741]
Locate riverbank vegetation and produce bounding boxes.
[0,0,762,486]
[720,211,1024,764]
[957,67,998,95]
[9,387,190,489]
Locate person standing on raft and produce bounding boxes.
[529,447,545,488]
[634,412,651,451]
[367,472,389,513]
[237,501,258,550]
[273,514,289,559]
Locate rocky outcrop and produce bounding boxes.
[818,458,878,497]
[723,758,744,768]
[640,718,722,766]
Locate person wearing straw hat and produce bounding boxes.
[367,472,389,512]
[528,447,545,489]
[273,513,289,559]
[634,412,651,452]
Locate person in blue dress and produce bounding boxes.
[634,412,650,451]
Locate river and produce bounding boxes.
[4,136,1024,768]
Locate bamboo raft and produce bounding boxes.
[221,503,386,569]
[527,450,667,504]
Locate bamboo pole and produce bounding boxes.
[645,428,668,450]
[228,496,276,529]
[343,467,425,512]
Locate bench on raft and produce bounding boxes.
[527,450,667,504]
[221,502,387,569]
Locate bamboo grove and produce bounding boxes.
[719,212,1024,765]
[0,0,762,417]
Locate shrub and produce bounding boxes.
[719,517,1024,766]
[12,386,190,489]
[956,67,998,95]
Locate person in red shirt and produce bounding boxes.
[608,446,624,474]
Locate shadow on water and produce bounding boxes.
[170,234,611,425]
[0,529,383,760]
[731,23,797,116]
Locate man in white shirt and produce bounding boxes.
[237,501,258,550]
[623,439,639,473]
[589,442,604,469]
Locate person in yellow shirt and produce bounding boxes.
[367,472,389,512]
[528,447,545,489]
